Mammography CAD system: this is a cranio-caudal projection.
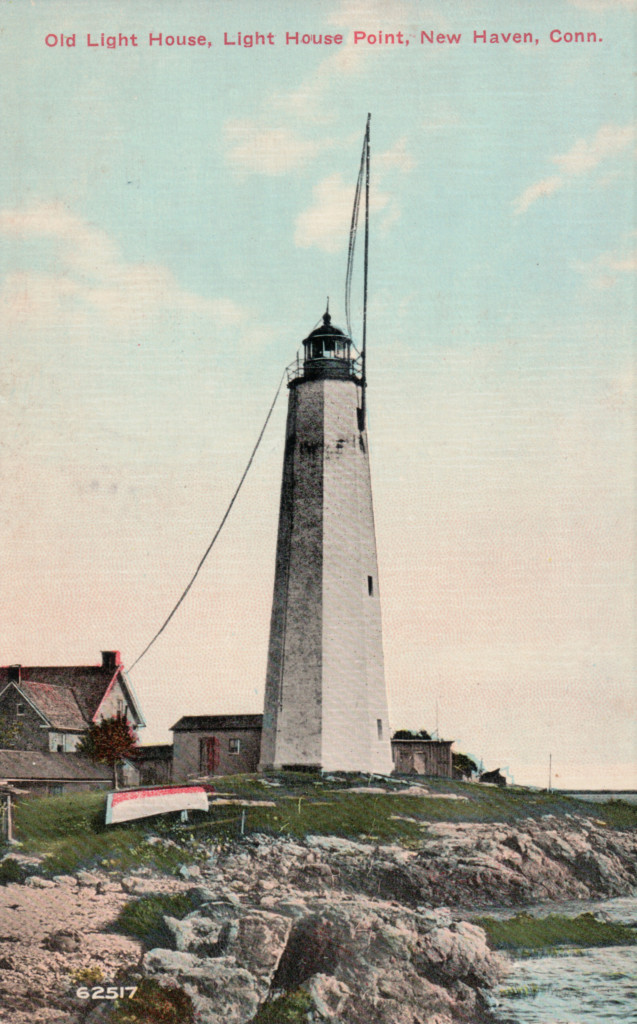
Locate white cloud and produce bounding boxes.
[0,204,119,278]
[553,124,635,176]
[294,173,390,252]
[575,233,637,288]
[293,137,412,252]
[513,124,635,214]
[376,137,416,174]
[0,202,255,338]
[294,174,355,253]
[514,176,563,215]
[224,120,324,175]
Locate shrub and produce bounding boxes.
[113,892,202,950]
[0,858,25,884]
[253,989,313,1024]
[110,979,195,1024]
[69,965,104,987]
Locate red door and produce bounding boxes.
[200,736,220,774]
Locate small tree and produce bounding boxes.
[452,752,478,780]
[77,714,137,789]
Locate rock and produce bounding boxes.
[235,911,292,980]
[164,913,237,956]
[144,948,204,974]
[121,875,165,895]
[24,876,55,888]
[191,884,226,904]
[205,888,242,908]
[76,871,102,887]
[306,836,375,856]
[0,956,15,970]
[179,864,202,879]
[258,879,278,892]
[43,929,82,952]
[306,973,351,1018]
[347,787,388,795]
[52,874,78,886]
[418,922,505,988]
[416,907,453,929]
[144,950,260,1024]
[273,898,309,919]
[96,879,122,894]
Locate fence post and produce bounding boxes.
[0,792,13,844]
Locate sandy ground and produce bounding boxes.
[0,875,188,1024]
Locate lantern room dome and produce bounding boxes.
[303,311,350,346]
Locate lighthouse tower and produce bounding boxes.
[259,310,393,774]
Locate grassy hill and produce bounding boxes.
[6,772,636,877]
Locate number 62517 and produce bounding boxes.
[76,985,138,1000]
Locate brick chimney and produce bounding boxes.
[101,651,121,672]
[8,665,21,684]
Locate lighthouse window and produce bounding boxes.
[377,719,383,740]
[367,575,374,596]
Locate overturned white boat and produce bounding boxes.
[105,784,209,824]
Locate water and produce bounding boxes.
[560,791,637,806]
[487,896,637,1024]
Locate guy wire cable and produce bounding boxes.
[128,368,286,672]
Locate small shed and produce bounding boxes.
[171,715,263,781]
[391,738,453,778]
[131,744,173,786]
[479,768,507,787]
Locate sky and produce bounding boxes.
[0,0,634,789]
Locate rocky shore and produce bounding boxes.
[0,815,635,1024]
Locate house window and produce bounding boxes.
[16,702,24,716]
[117,698,124,716]
[368,575,374,596]
[229,738,241,754]
[377,719,383,740]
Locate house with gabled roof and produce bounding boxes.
[0,651,145,754]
